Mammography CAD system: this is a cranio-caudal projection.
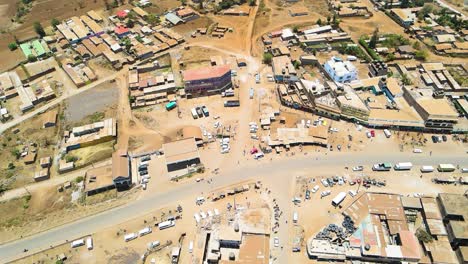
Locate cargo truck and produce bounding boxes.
[420,165,434,173]
[71,239,85,248]
[224,100,240,107]
[438,164,456,172]
[158,220,175,230]
[394,162,413,171]
[191,108,198,119]
[384,129,391,138]
[86,237,93,250]
[332,192,347,207]
[372,163,392,171]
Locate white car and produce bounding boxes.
[338,177,344,185]
[352,166,364,171]
[413,148,423,153]
[273,237,280,247]
[312,185,319,193]
[196,178,203,182]
[321,190,331,198]
[321,179,329,187]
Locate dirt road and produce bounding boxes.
[1,151,467,262]
[0,158,112,202]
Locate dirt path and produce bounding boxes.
[0,158,112,202]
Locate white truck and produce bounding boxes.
[332,192,347,207]
[139,227,152,237]
[293,212,298,223]
[420,165,434,173]
[384,129,391,138]
[86,237,93,250]
[191,108,198,119]
[394,162,413,171]
[438,164,456,172]
[158,220,175,230]
[71,239,85,248]
[124,233,138,242]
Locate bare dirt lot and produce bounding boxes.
[64,81,119,123]
[0,107,61,189]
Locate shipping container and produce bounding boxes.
[124,233,138,242]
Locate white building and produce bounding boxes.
[323,57,358,83]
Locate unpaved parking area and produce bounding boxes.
[64,81,119,122]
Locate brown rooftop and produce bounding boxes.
[162,137,199,164]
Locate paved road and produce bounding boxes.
[0,71,121,135]
[1,152,466,262]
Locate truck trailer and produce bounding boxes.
[394,162,413,171]
[332,192,347,207]
[438,164,456,172]
[420,165,434,173]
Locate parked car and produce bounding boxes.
[305,190,311,200]
[431,135,438,143]
[442,135,447,142]
[321,179,329,187]
[312,185,319,193]
[353,166,363,171]
[273,237,280,247]
[321,190,331,198]
[195,107,203,117]
[202,106,209,117]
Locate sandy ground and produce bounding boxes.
[12,182,269,264]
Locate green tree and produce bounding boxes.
[51,18,60,29]
[249,0,256,6]
[8,43,18,51]
[126,19,135,28]
[401,73,412,85]
[369,28,379,49]
[145,14,160,26]
[316,18,322,26]
[263,52,273,64]
[412,41,421,50]
[418,4,434,20]
[104,0,111,10]
[416,228,433,243]
[401,0,410,8]
[415,50,428,61]
[292,25,299,33]
[33,21,46,37]
[27,54,37,62]
[75,176,84,183]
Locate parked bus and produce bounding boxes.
[332,192,347,207]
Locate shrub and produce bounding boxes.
[263,52,273,64]
[75,176,84,183]
[8,43,18,51]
